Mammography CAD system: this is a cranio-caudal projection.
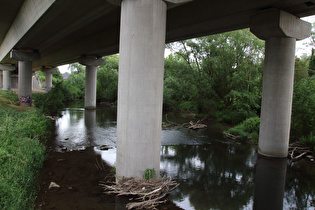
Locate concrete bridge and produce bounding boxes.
[0,0,314,179]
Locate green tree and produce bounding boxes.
[97,54,119,102]
[52,68,63,85]
[291,76,315,144]
[68,62,85,74]
[166,29,265,123]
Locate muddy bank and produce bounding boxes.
[35,147,118,209]
[35,146,181,210]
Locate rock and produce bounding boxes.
[61,147,67,151]
[49,182,60,191]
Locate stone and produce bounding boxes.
[49,182,60,190]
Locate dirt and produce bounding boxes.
[34,147,119,210]
[35,145,181,210]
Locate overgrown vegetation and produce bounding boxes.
[224,117,260,142]
[0,90,50,209]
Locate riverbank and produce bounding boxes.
[0,90,51,209]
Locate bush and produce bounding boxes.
[224,117,260,142]
[299,132,315,148]
[33,82,65,116]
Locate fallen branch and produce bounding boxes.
[288,142,313,162]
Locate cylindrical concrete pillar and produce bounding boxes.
[116,0,167,179]
[79,56,104,110]
[253,156,287,209]
[0,71,3,88]
[10,50,40,107]
[3,70,12,90]
[18,60,33,107]
[258,38,296,157]
[45,71,53,92]
[85,65,97,109]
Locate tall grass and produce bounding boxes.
[0,90,50,209]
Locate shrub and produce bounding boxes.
[224,117,260,142]
[33,82,65,116]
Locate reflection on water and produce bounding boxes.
[53,103,315,209]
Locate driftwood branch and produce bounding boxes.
[164,114,207,130]
[288,142,314,162]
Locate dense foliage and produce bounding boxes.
[165,29,265,124]
[0,90,50,209]
[97,55,119,102]
[291,76,315,147]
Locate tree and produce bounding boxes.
[68,62,85,74]
[97,54,119,102]
[166,29,265,123]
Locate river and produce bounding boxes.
[35,101,315,209]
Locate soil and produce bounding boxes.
[35,144,181,210]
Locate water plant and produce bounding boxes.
[142,168,156,180]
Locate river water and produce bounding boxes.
[37,101,315,209]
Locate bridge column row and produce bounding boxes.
[251,9,311,158]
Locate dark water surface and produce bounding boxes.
[36,101,315,209]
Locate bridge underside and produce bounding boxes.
[1,0,315,69]
[0,0,314,179]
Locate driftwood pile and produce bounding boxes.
[164,114,207,130]
[288,142,314,162]
[100,176,179,209]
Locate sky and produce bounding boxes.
[58,15,315,74]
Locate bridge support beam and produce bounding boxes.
[10,50,40,106]
[0,64,15,90]
[116,0,167,180]
[79,56,104,110]
[41,67,56,92]
[250,9,311,158]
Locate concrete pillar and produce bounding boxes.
[115,0,167,180]
[10,50,40,107]
[0,64,16,90]
[79,56,104,110]
[253,156,287,209]
[0,71,2,88]
[41,67,56,92]
[250,9,311,157]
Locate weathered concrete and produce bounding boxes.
[253,156,287,209]
[2,0,315,69]
[0,0,55,63]
[251,9,311,158]
[41,67,56,92]
[79,56,104,109]
[0,64,15,90]
[10,50,40,106]
[116,0,167,179]
[0,71,2,88]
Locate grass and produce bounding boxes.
[0,90,50,209]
